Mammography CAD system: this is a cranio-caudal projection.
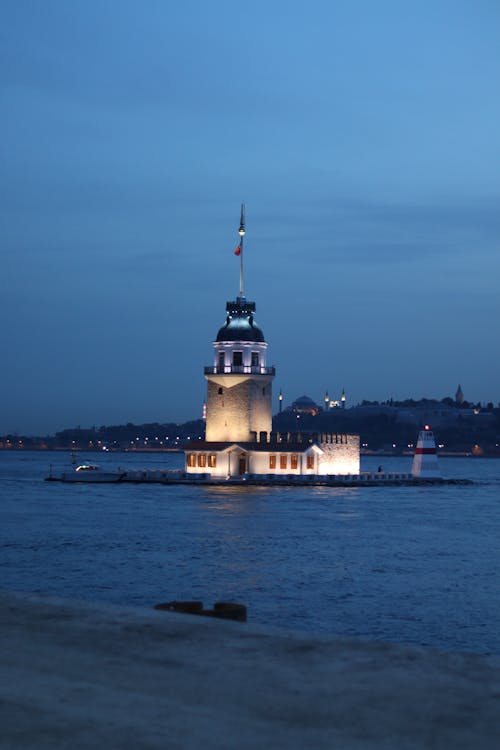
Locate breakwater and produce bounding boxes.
[46,468,472,486]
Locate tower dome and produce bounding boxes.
[216,298,265,343]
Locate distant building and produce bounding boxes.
[321,388,346,411]
[289,395,320,416]
[345,400,495,429]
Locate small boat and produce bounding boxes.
[45,454,125,483]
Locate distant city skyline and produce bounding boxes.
[1,384,496,438]
[2,1,499,435]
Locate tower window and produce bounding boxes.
[233,351,243,366]
[251,351,259,367]
[218,387,223,395]
[218,352,225,370]
[262,387,266,396]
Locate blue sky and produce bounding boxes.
[1,0,499,434]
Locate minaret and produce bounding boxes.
[455,384,464,404]
[278,389,283,413]
[341,387,346,409]
[324,391,330,411]
[204,206,275,442]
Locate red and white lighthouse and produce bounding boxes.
[411,426,441,478]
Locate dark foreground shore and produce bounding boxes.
[1,591,499,749]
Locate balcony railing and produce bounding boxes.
[204,365,276,376]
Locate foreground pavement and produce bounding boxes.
[1,591,499,749]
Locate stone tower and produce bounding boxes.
[204,206,275,443]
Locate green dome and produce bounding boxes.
[216,297,265,343]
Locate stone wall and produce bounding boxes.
[318,434,360,475]
[205,377,272,442]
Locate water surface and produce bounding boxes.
[1,451,499,654]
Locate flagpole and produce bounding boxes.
[238,203,245,297]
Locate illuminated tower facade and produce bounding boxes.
[185,206,359,478]
[204,206,275,442]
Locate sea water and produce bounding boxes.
[1,450,499,654]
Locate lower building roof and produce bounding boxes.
[185,441,323,454]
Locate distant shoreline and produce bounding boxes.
[0,447,499,458]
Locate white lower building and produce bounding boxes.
[186,433,360,478]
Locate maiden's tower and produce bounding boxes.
[185,206,360,478]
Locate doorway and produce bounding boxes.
[238,456,246,475]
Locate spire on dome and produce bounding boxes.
[238,203,245,298]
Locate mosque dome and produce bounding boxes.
[290,395,320,415]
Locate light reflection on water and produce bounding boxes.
[0,451,499,654]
